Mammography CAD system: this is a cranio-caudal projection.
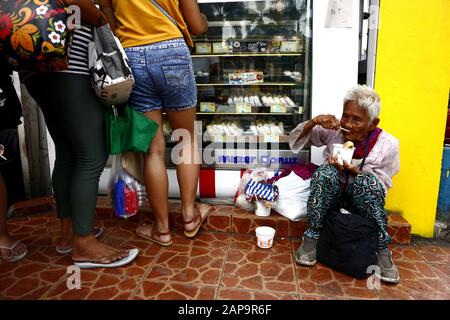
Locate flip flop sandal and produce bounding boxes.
[73,248,139,269]
[183,203,213,238]
[56,227,104,255]
[136,224,173,246]
[0,240,28,263]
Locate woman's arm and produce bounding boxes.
[179,0,208,36]
[289,115,340,153]
[99,6,117,32]
[298,114,340,140]
[62,0,106,26]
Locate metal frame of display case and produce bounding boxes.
[163,0,312,171]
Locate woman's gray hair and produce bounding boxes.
[343,85,381,122]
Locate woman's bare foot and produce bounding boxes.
[57,219,104,254]
[136,224,172,246]
[183,203,212,237]
[0,234,27,262]
[71,235,128,264]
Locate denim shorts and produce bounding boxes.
[124,38,197,113]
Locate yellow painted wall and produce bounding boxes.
[375,0,450,237]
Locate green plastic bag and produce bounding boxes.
[104,105,159,154]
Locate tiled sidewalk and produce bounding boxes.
[0,199,449,300]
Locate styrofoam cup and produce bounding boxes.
[255,226,276,249]
[255,200,271,217]
[332,143,355,165]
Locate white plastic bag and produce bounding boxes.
[109,154,146,218]
[272,172,310,221]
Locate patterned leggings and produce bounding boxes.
[304,164,391,250]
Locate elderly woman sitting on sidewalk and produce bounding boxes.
[289,85,400,283]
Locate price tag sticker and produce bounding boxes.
[196,42,211,54]
[209,135,223,143]
[213,42,229,53]
[263,135,280,143]
[280,40,300,52]
[200,102,216,112]
[236,103,252,113]
[270,104,286,113]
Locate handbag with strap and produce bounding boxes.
[0,0,71,71]
[88,24,135,106]
[316,138,378,279]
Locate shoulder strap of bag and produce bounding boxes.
[148,0,182,31]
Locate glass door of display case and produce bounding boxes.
[165,0,312,169]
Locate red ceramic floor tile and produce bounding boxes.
[44,270,138,300]
[389,245,424,262]
[387,225,411,245]
[203,212,232,233]
[9,196,55,216]
[290,219,307,238]
[0,262,67,300]
[133,280,217,300]
[217,288,298,300]
[430,264,450,288]
[232,212,290,238]
[295,262,380,300]
[24,244,74,267]
[230,234,292,253]
[378,260,450,300]
[301,295,345,300]
[413,242,450,265]
[221,248,297,293]
[170,230,231,248]
[146,245,226,286]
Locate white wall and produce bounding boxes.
[310,0,360,164]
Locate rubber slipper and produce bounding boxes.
[0,240,28,263]
[184,203,213,238]
[136,224,173,246]
[56,227,104,255]
[73,248,139,269]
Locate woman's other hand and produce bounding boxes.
[327,155,363,174]
[312,114,340,130]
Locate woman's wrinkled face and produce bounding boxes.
[340,101,378,142]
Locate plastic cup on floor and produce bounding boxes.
[255,226,276,249]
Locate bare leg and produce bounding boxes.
[57,218,73,249]
[0,174,27,260]
[166,108,202,231]
[136,110,171,244]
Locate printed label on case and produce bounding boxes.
[213,42,229,53]
[280,41,300,52]
[229,71,264,84]
[235,103,252,113]
[270,104,286,113]
[263,135,280,143]
[196,43,211,54]
[200,102,216,112]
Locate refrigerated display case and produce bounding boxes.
[164,0,312,171]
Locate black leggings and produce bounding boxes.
[25,73,107,236]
